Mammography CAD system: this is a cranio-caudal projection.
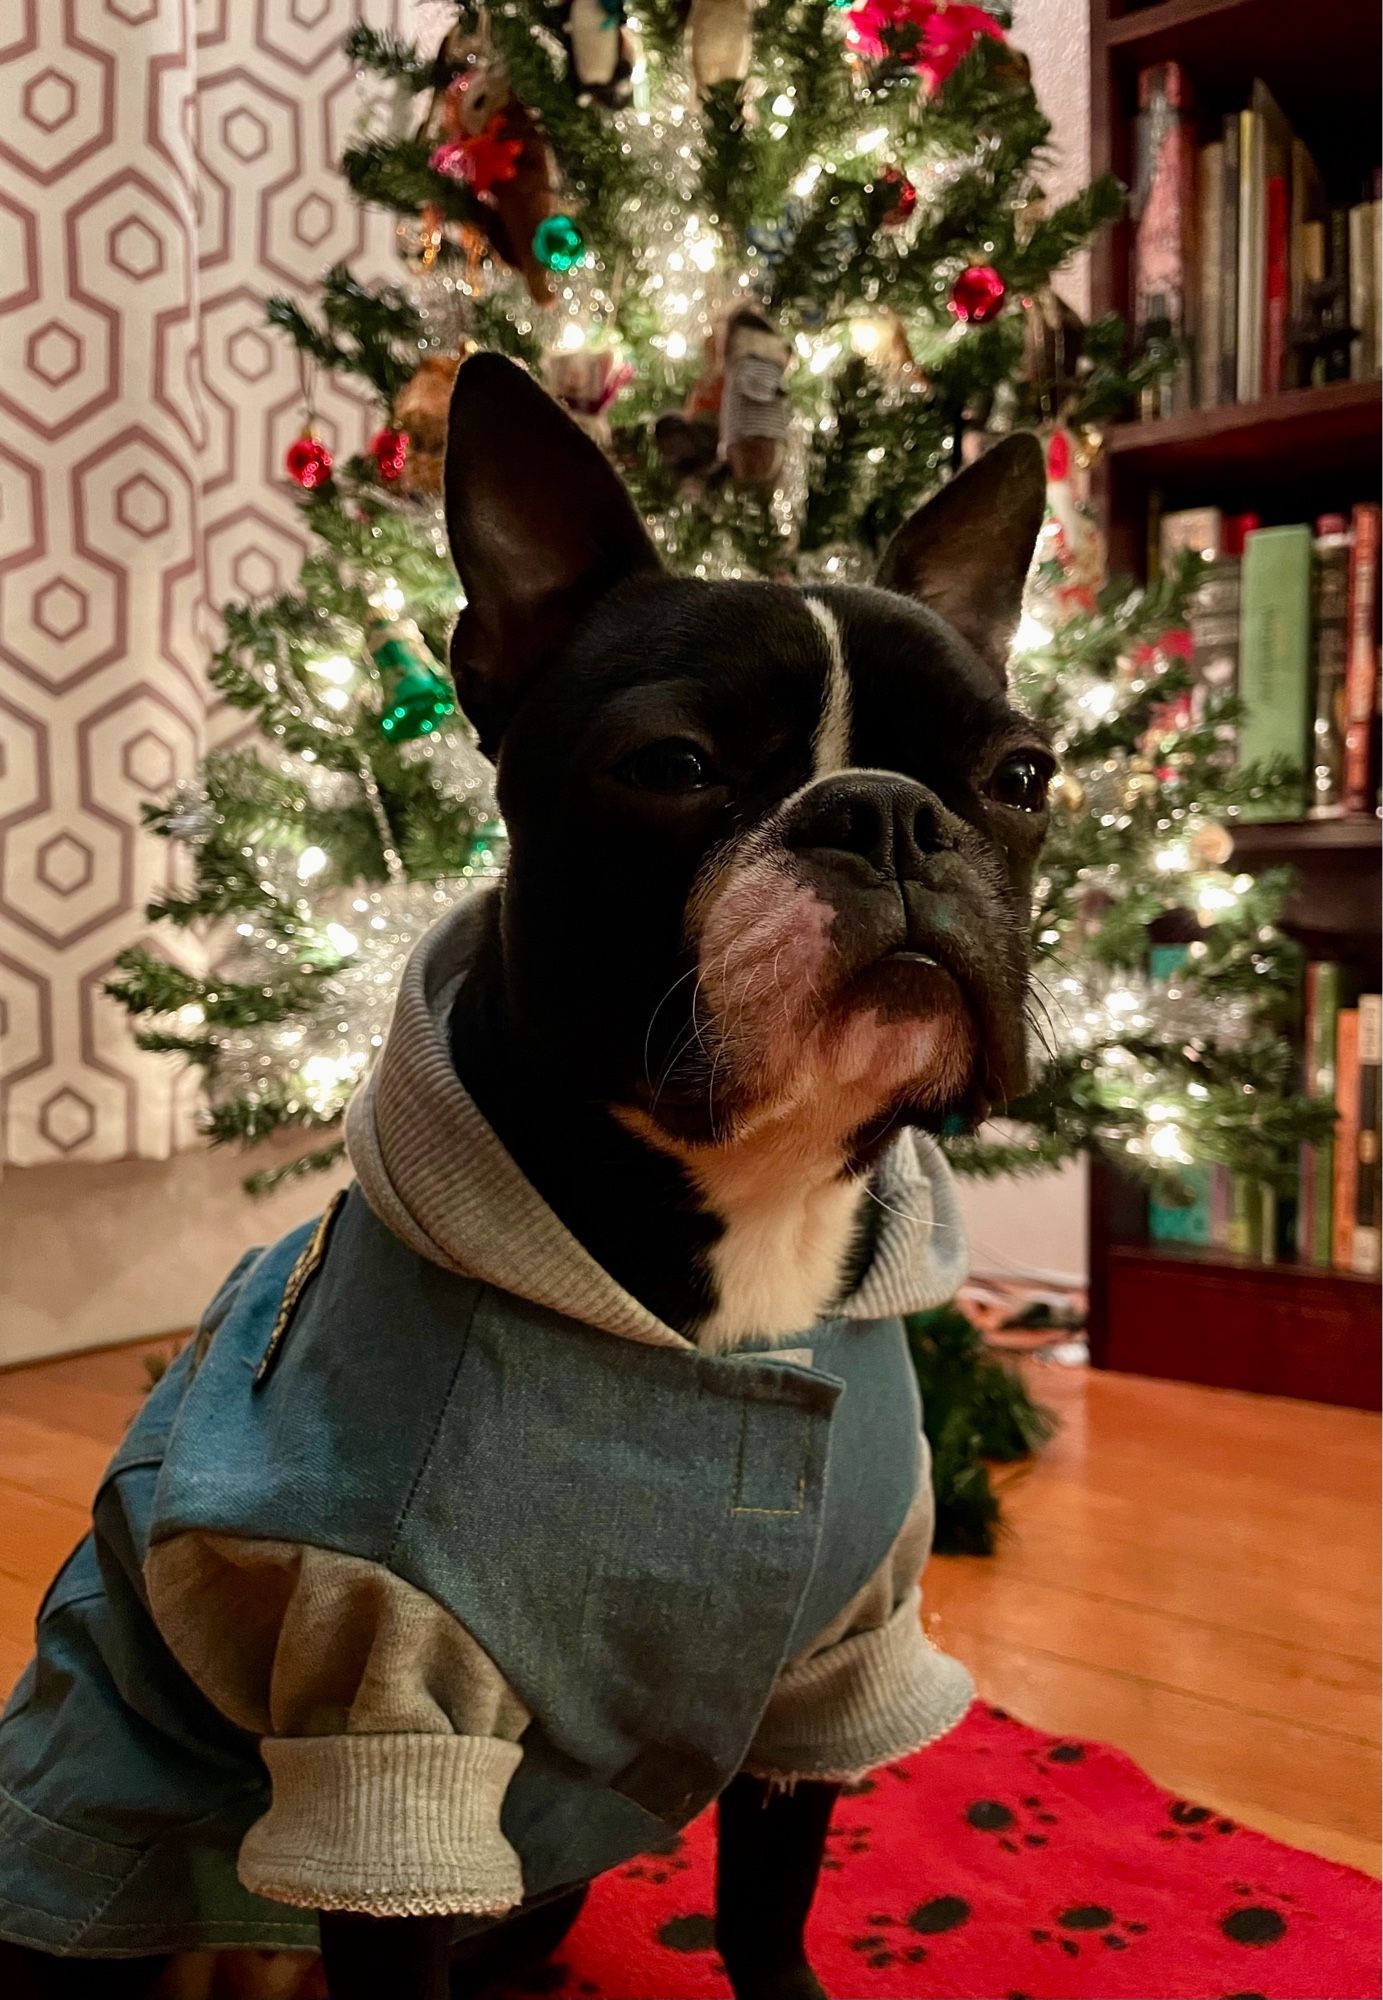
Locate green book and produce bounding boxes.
[1239,523,1312,820]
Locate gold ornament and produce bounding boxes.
[1050,770,1086,813]
[1124,769,1159,806]
[392,348,474,498]
[1187,820,1233,868]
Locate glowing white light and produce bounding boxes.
[850,318,883,357]
[320,686,350,711]
[690,238,717,272]
[1197,883,1237,913]
[1187,1081,1209,1099]
[771,93,795,117]
[1080,680,1118,717]
[1106,988,1139,1016]
[371,578,405,618]
[176,1003,205,1029]
[1233,873,1254,893]
[309,653,354,684]
[1149,1122,1191,1163]
[1154,842,1188,872]
[325,923,358,956]
[665,331,688,360]
[1146,1100,1177,1123]
[793,163,823,197]
[559,320,586,351]
[1014,611,1053,652]
[296,845,328,882]
[808,341,841,375]
[855,126,888,153]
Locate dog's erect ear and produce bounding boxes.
[875,434,1046,683]
[444,354,661,753]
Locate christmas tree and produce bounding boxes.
[108,1,1322,1545]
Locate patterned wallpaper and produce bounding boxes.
[0,0,409,1167]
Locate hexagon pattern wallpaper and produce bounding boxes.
[0,0,412,1166]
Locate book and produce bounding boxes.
[1332,1009,1361,1270]
[1150,1166,1214,1247]
[1208,1165,1232,1248]
[1308,513,1352,816]
[1238,523,1312,819]
[1256,83,1292,393]
[1132,63,1196,417]
[1197,141,1224,408]
[1343,502,1380,812]
[1300,963,1345,1265]
[1219,113,1240,403]
[1322,206,1354,383]
[1289,134,1325,370]
[1226,1172,1261,1257]
[1355,995,1382,1277]
[1348,201,1380,382]
[1236,104,1264,403]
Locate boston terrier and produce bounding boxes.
[0,357,1049,2000]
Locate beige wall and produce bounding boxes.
[0,0,1092,1365]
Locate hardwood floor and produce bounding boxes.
[0,1339,1377,1876]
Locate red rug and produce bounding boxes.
[495,1703,1380,1999]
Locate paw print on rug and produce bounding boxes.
[841,1894,972,1970]
[1029,1903,1149,1958]
[963,1793,1060,1853]
[623,1830,694,1885]
[1156,1798,1239,1844]
[1216,1883,1297,1951]
[820,1803,875,1871]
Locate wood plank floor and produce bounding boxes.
[0,1340,1377,1876]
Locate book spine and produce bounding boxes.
[1348,203,1380,382]
[1344,503,1381,811]
[1198,142,1224,408]
[1209,1165,1231,1249]
[1236,109,1264,403]
[1263,171,1288,392]
[1332,1009,1361,1269]
[1305,962,1341,1266]
[1355,995,1382,1277]
[1226,1172,1262,1257]
[1132,64,1195,417]
[1308,521,1352,815]
[1220,114,1240,402]
[1238,524,1312,820]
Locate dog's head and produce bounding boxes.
[444,355,1050,1166]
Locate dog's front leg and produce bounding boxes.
[715,1771,840,2000]
[319,1910,453,2000]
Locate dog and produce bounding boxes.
[0,356,1049,2000]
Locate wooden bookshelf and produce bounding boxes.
[1086,0,1382,1409]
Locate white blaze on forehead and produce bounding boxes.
[804,597,852,776]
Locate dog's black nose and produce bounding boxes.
[783,774,950,874]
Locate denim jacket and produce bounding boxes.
[0,893,972,1956]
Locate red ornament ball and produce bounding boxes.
[879,166,918,229]
[285,434,333,489]
[370,426,410,482]
[949,263,1007,324]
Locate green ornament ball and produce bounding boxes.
[380,666,456,742]
[533,213,586,273]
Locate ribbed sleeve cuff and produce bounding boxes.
[744,1589,974,1784]
[239,1733,525,1917]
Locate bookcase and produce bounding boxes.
[1086,0,1382,1409]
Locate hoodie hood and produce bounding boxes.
[346,888,968,1350]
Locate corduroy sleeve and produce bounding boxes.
[743,1434,973,1784]
[145,1534,528,1918]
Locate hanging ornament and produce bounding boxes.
[391,352,468,499]
[1031,425,1106,625]
[1018,282,1085,423]
[562,0,638,108]
[285,434,333,489]
[429,114,523,195]
[1049,770,1086,814]
[687,0,753,96]
[367,616,457,743]
[846,0,1005,89]
[1187,820,1234,869]
[543,346,633,452]
[533,212,587,273]
[1124,760,1160,807]
[878,166,918,229]
[719,306,792,488]
[654,328,724,489]
[949,264,1007,324]
[370,427,411,483]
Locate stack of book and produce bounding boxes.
[1160,502,1381,817]
[1132,63,1382,417]
[1149,959,1382,1276]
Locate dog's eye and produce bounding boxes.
[987,752,1052,812]
[618,738,718,795]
